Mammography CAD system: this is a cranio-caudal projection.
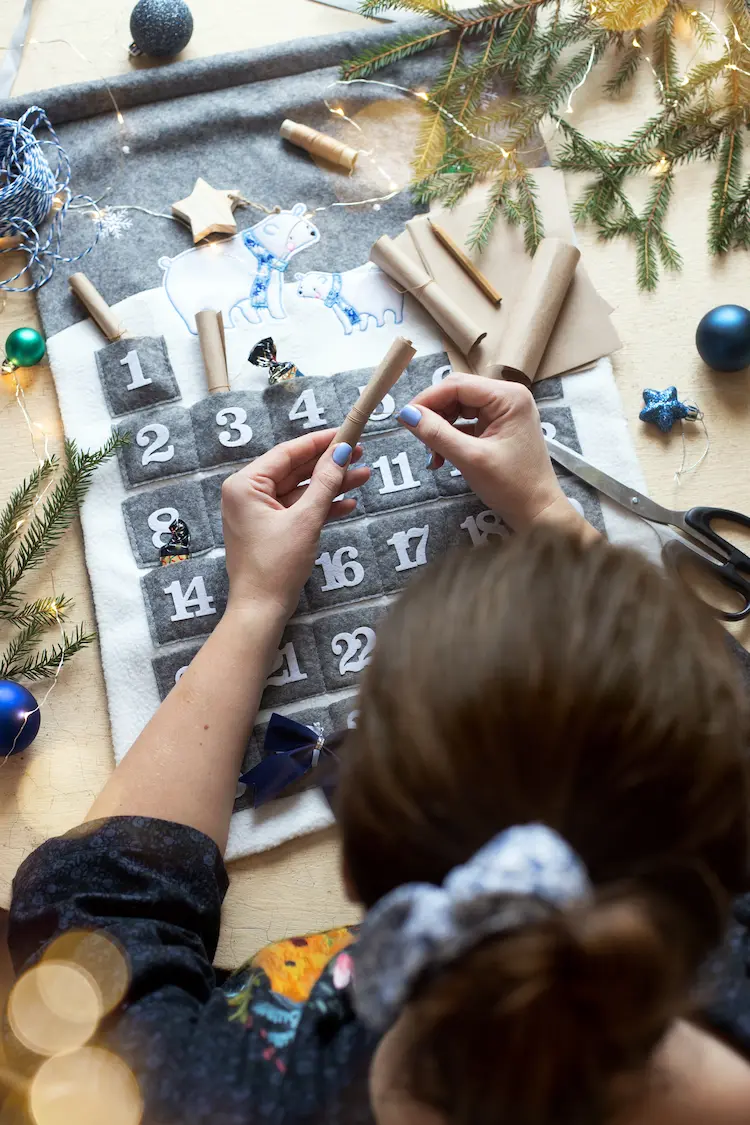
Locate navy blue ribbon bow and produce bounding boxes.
[239,713,340,808]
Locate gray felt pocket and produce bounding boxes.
[151,640,204,701]
[407,352,452,395]
[368,503,446,593]
[333,365,415,435]
[263,375,343,443]
[442,495,510,551]
[122,480,213,568]
[200,470,233,546]
[359,431,438,516]
[539,405,582,453]
[305,521,382,611]
[190,389,273,469]
[141,554,228,645]
[313,604,387,691]
[433,454,472,497]
[116,405,199,488]
[532,377,563,403]
[95,336,180,417]
[560,476,607,535]
[328,693,360,733]
[261,622,325,710]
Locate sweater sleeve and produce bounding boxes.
[6,817,289,1123]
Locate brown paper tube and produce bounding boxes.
[0,234,25,251]
[492,238,580,384]
[196,309,230,394]
[333,336,416,448]
[69,273,124,341]
[370,235,486,358]
[280,119,358,172]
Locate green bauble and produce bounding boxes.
[5,327,46,369]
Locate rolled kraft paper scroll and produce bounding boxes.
[492,238,580,384]
[370,235,486,359]
[196,309,230,394]
[69,272,124,341]
[280,119,358,173]
[334,335,416,448]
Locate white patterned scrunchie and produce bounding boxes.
[351,824,592,1032]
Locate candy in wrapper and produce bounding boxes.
[160,518,191,566]
[248,337,302,385]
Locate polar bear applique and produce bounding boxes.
[295,263,405,334]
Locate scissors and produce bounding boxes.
[545,436,750,622]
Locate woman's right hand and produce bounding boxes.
[397,373,589,535]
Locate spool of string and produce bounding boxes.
[0,106,100,292]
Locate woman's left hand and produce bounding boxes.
[221,431,369,618]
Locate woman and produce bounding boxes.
[6,375,750,1124]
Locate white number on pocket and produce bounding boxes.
[266,641,308,687]
[359,385,395,421]
[331,627,376,676]
[372,451,421,495]
[137,423,174,466]
[460,510,508,546]
[163,575,216,621]
[147,507,179,549]
[541,422,557,441]
[431,364,452,386]
[346,708,359,729]
[315,547,365,592]
[175,665,189,684]
[120,349,152,390]
[289,388,326,429]
[387,525,429,572]
[216,407,253,448]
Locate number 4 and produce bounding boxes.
[289,388,327,430]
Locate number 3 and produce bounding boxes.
[137,423,174,466]
[331,627,376,675]
[216,407,253,448]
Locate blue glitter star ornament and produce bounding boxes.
[639,387,700,434]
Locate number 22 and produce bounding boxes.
[331,627,376,675]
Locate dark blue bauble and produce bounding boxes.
[0,680,40,754]
[129,0,194,59]
[695,304,750,373]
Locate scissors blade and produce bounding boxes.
[545,437,684,528]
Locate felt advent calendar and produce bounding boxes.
[6,23,653,861]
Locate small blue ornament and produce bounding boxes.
[639,386,699,434]
[0,680,40,754]
[696,304,750,373]
[129,0,193,59]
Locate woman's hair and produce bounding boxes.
[338,526,750,1125]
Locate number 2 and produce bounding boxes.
[331,627,376,675]
[120,349,152,391]
[137,423,174,466]
[216,407,253,448]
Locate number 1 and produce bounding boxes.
[120,349,152,391]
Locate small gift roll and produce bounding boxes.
[196,309,230,394]
[280,119,359,173]
[370,235,486,358]
[491,238,580,384]
[334,336,416,448]
[69,272,124,341]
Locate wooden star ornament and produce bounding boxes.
[172,178,240,243]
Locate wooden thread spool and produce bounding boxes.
[196,309,230,394]
[280,119,359,173]
[68,273,124,341]
[333,336,416,448]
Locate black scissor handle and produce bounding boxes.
[662,538,750,621]
[685,507,750,574]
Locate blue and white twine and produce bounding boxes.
[0,106,100,292]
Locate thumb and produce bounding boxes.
[397,404,475,466]
[299,440,352,519]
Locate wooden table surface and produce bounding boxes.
[2,0,749,966]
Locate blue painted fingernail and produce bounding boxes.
[398,404,422,427]
[332,442,352,467]
[425,450,435,468]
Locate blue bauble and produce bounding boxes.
[129,0,193,59]
[696,304,750,373]
[0,680,40,754]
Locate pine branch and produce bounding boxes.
[1,433,125,600]
[709,129,744,252]
[2,623,95,682]
[653,2,678,100]
[605,42,642,96]
[468,173,511,251]
[0,594,72,628]
[0,458,57,578]
[341,27,453,79]
[636,169,676,291]
[514,167,545,252]
[359,0,463,23]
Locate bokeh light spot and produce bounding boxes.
[30,1046,142,1125]
[8,962,102,1056]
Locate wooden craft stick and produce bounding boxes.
[490,238,580,384]
[334,336,416,448]
[69,272,124,341]
[196,309,230,394]
[428,218,502,306]
[280,119,359,172]
[370,235,486,358]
